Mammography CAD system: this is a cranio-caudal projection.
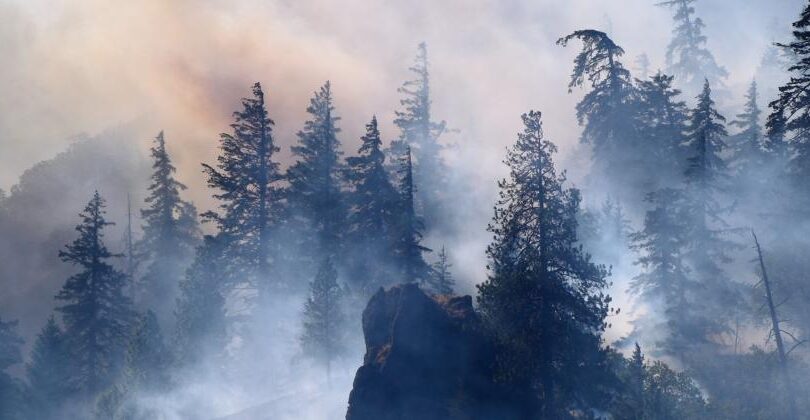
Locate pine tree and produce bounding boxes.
[391,42,449,228]
[557,30,642,202]
[634,72,690,190]
[138,131,199,327]
[26,316,72,419]
[729,81,765,177]
[56,191,133,396]
[427,246,454,295]
[393,146,431,285]
[629,188,700,357]
[345,116,399,294]
[627,343,646,419]
[287,81,346,261]
[301,258,345,381]
[657,0,728,94]
[768,3,810,213]
[681,81,739,343]
[477,110,611,418]
[0,316,24,420]
[202,83,283,297]
[173,235,228,369]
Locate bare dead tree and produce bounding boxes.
[752,230,797,419]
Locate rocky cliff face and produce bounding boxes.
[345,283,516,420]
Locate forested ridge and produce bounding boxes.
[2,1,810,419]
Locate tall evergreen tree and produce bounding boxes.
[202,83,283,297]
[393,146,431,285]
[427,246,454,295]
[477,111,611,418]
[768,2,810,213]
[0,316,24,420]
[173,235,228,369]
[56,191,133,397]
[300,257,345,382]
[634,72,690,190]
[345,116,398,294]
[657,0,728,94]
[557,30,642,202]
[681,81,739,342]
[391,42,449,229]
[729,81,765,177]
[629,188,701,357]
[26,316,72,420]
[287,81,346,261]
[138,131,199,327]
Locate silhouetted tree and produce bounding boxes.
[345,116,399,294]
[137,131,199,327]
[657,0,728,94]
[391,42,449,228]
[477,110,611,418]
[287,81,346,262]
[634,72,690,189]
[558,30,642,202]
[393,146,431,285]
[202,83,283,298]
[301,258,345,382]
[427,246,454,295]
[681,81,739,345]
[56,191,133,397]
[729,81,765,177]
[26,316,72,420]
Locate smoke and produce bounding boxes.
[1,0,808,417]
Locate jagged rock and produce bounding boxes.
[345,283,515,420]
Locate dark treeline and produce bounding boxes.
[1,1,810,419]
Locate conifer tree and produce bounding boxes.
[393,146,431,285]
[634,72,690,190]
[287,81,346,260]
[768,2,810,212]
[626,343,646,419]
[557,30,642,202]
[477,110,610,418]
[301,257,345,381]
[729,81,765,177]
[629,188,699,357]
[427,246,454,295]
[26,316,72,419]
[173,235,228,369]
[345,116,398,294]
[681,81,739,341]
[391,42,449,228]
[56,191,133,396]
[202,83,283,297]
[0,316,24,420]
[138,131,199,327]
[657,0,728,94]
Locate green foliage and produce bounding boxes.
[477,110,611,418]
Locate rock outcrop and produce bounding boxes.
[345,283,514,420]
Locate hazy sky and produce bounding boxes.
[0,0,802,196]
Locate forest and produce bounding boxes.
[2,0,810,419]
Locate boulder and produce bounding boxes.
[345,283,515,420]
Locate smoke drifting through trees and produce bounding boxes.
[1,0,810,419]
